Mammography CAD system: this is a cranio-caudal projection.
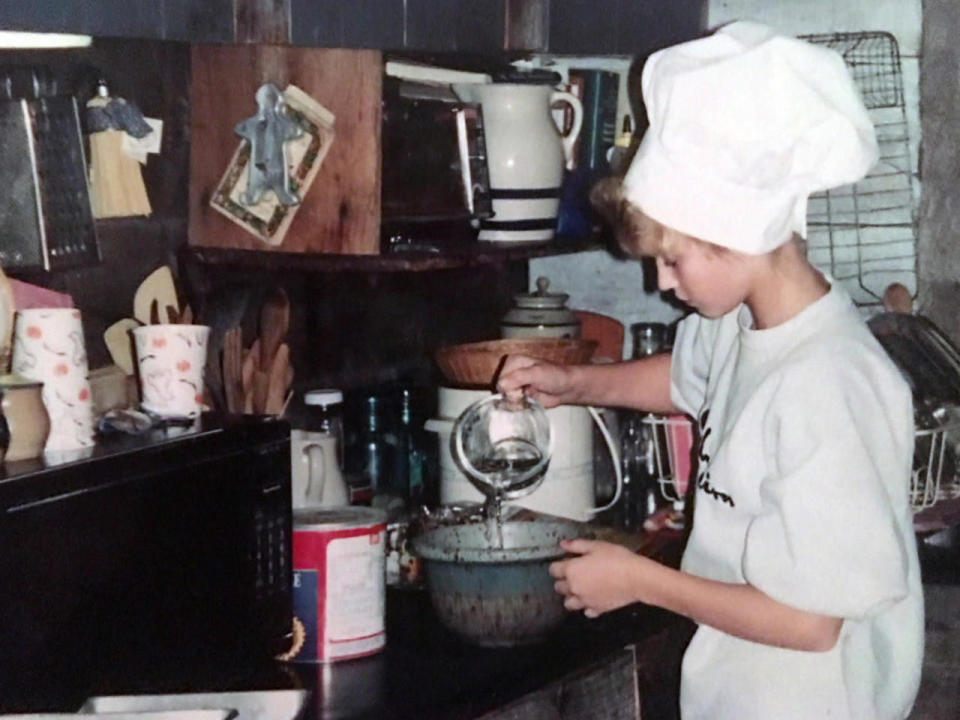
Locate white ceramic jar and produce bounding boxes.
[500,276,581,339]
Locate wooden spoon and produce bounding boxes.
[264,343,290,415]
[259,288,290,370]
[883,282,913,314]
[222,327,243,413]
[252,370,270,414]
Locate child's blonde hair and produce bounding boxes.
[590,177,796,259]
[590,177,678,258]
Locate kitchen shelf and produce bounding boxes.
[187,237,603,273]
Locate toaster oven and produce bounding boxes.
[380,77,492,251]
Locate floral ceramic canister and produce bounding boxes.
[11,308,94,452]
[132,324,210,419]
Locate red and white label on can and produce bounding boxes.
[290,507,387,663]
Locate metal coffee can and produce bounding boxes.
[288,507,387,663]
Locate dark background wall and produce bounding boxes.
[917,0,960,344]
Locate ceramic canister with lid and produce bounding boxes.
[501,276,581,339]
[288,507,387,663]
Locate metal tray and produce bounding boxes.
[868,312,960,414]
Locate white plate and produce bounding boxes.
[80,690,308,720]
[3,713,231,720]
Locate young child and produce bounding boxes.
[497,21,923,720]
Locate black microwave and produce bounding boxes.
[380,76,493,252]
[0,415,292,710]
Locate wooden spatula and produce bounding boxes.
[103,318,141,375]
[134,266,179,325]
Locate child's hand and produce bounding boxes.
[496,355,578,408]
[549,538,651,617]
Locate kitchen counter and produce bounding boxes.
[282,587,691,720]
[10,577,689,720]
[0,503,688,719]
[251,527,689,720]
[0,588,689,720]
[280,526,689,720]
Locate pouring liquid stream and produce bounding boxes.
[483,495,506,549]
[476,439,544,549]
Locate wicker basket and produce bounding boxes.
[435,338,598,387]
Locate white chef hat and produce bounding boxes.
[623,21,878,255]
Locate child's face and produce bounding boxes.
[655,231,754,318]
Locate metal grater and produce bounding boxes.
[0,95,100,270]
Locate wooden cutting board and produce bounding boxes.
[189,45,382,255]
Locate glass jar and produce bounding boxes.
[348,394,398,495]
[396,387,427,503]
[618,322,671,529]
[303,388,344,468]
[630,322,668,359]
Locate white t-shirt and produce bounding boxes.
[670,282,923,720]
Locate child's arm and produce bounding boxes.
[551,539,843,652]
[497,352,677,413]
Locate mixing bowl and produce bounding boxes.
[412,517,584,647]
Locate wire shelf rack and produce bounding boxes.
[800,31,917,309]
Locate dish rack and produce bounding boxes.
[800,31,917,310]
[912,417,960,512]
[640,413,694,505]
[642,413,960,515]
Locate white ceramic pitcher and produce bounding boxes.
[453,83,583,244]
[291,429,349,508]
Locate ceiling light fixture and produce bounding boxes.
[0,30,92,49]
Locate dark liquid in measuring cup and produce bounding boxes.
[474,437,543,488]
[474,454,542,479]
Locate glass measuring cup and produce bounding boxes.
[452,393,553,501]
